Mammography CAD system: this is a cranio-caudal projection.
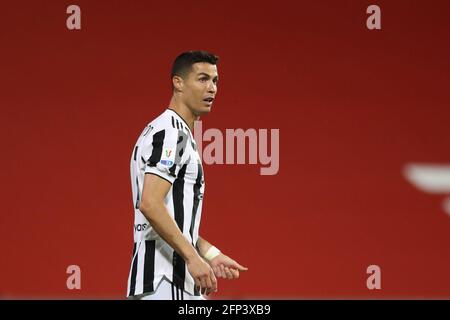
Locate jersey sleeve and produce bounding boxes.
[143,126,189,184]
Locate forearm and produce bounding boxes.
[140,202,199,263]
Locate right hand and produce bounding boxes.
[187,255,218,296]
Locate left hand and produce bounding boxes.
[208,253,248,280]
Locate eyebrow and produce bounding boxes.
[198,72,219,80]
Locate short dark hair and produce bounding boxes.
[171,50,219,79]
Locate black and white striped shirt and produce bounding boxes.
[127,108,205,297]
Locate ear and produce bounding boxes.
[172,76,184,92]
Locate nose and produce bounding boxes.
[207,81,216,94]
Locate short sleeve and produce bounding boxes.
[144,127,189,184]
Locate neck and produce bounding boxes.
[168,95,198,131]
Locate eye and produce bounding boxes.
[199,78,208,82]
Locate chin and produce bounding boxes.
[196,106,212,116]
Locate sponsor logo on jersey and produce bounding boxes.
[134,223,148,232]
[160,159,174,166]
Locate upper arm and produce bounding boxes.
[143,126,188,184]
[140,173,172,211]
[139,126,188,210]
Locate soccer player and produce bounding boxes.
[126,51,248,300]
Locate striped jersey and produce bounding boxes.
[127,108,205,297]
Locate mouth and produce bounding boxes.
[203,97,214,106]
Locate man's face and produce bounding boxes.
[179,62,218,116]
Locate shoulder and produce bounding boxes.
[151,110,186,131]
[150,110,172,130]
[142,110,175,139]
[150,110,192,141]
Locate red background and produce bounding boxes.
[1,0,449,299]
